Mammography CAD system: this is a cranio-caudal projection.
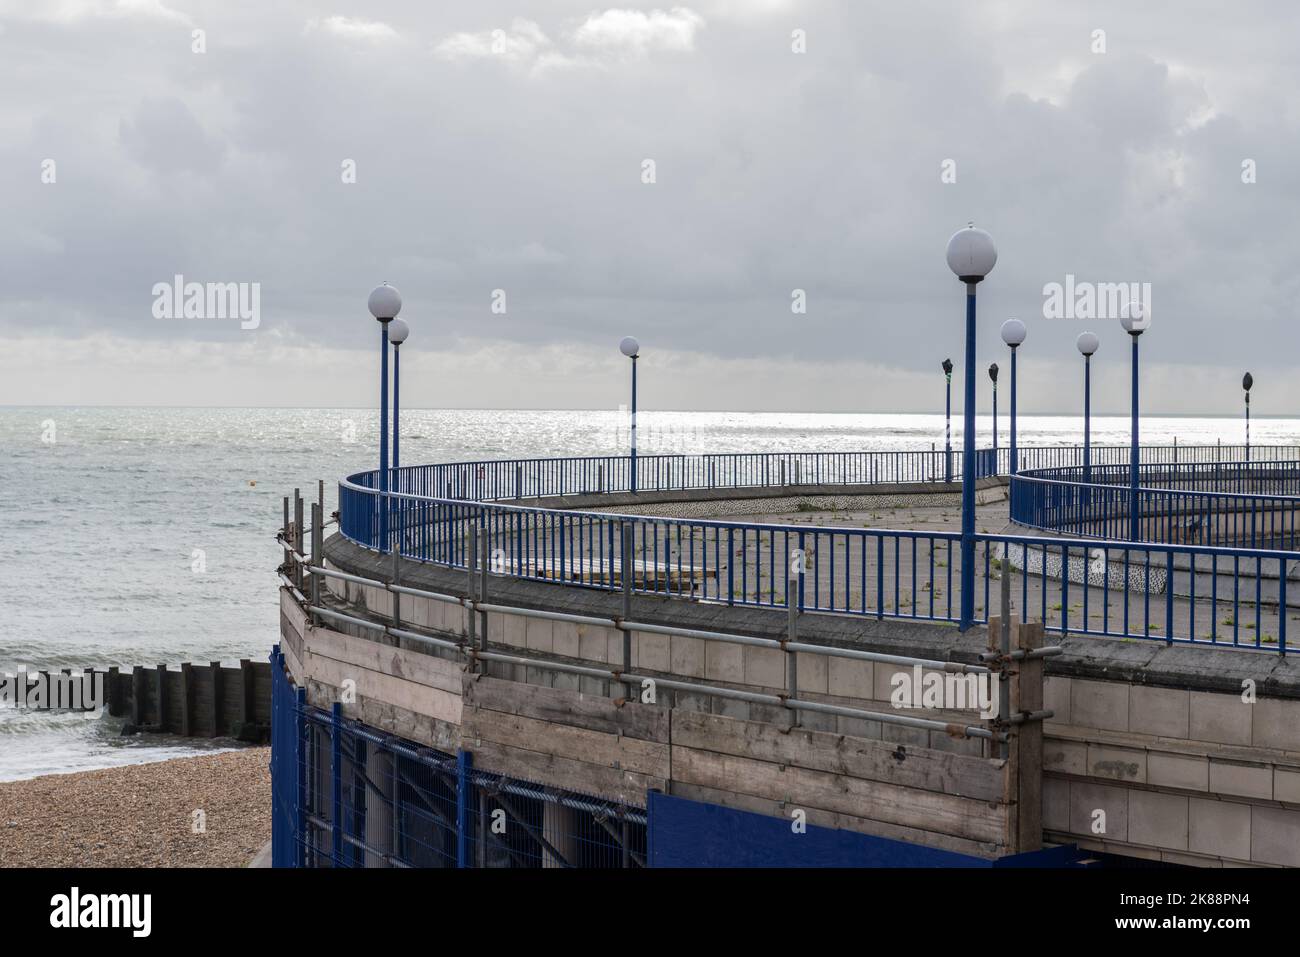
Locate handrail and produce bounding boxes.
[329,444,1300,653]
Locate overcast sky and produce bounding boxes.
[1,1,1297,414]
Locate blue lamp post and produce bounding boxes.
[1076,332,1099,484]
[389,318,410,476]
[1000,319,1026,476]
[1121,302,1148,541]
[389,317,409,556]
[1243,372,1253,462]
[368,283,402,554]
[946,223,998,632]
[620,336,640,493]
[988,363,999,454]
[942,358,954,483]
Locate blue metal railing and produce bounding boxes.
[336,445,1300,653]
[1012,460,1300,549]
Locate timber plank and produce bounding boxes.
[671,709,1005,803]
[671,744,1009,845]
[305,625,463,695]
[463,675,668,742]
[464,706,669,779]
[467,739,663,806]
[302,650,462,726]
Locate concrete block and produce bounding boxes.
[1208,759,1273,800]
[828,657,874,701]
[636,632,670,673]
[485,607,504,645]
[551,670,581,693]
[743,646,785,689]
[705,641,744,683]
[670,635,705,678]
[835,715,881,739]
[1251,806,1300,867]
[524,617,553,653]
[1087,744,1147,783]
[551,621,580,659]
[578,675,607,697]
[1043,777,1070,831]
[408,596,431,630]
[1043,676,1070,726]
[1252,697,1300,752]
[1128,790,1188,850]
[1069,781,1129,842]
[796,708,836,733]
[503,613,527,649]
[1042,739,1087,776]
[1130,685,1189,739]
[578,624,609,663]
[873,665,910,704]
[711,694,751,720]
[1189,798,1251,861]
[1189,691,1252,746]
[1070,679,1128,732]
[1273,766,1300,804]
[1148,752,1209,792]
[795,652,828,695]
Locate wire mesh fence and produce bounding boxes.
[271,648,645,869]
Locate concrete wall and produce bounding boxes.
[281,583,1024,859]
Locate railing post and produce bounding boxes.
[294,488,305,591]
[330,701,343,867]
[310,502,322,627]
[296,686,307,868]
[621,522,634,700]
[456,750,472,868]
[479,533,490,653]
[786,578,800,728]
[1280,571,1288,656]
[467,525,479,649]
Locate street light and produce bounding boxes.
[946,222,997,632]
[1000,319,1026,476]
[988,363,999,453]
[620,336,640,493]
[942,358,954,482]
[1243,372,1254,461]
[389,318,409,477]
[1120,300,1148,541]
[368,283,402,554]
[1076,332,1099,484]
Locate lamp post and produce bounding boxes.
[988,363,999,454]
[620,336,640,493]
[1121,301,1148,541]
[1243,372,1253,462]
[1000,319,1026,476]
[368,283,402,554]
[389,318,409,476]
[942,358,954,482]
[946,223,997,632]
[1076,332,1099,484]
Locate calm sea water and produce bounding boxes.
[1,407,1295,780]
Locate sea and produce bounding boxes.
[1,407,1295,781]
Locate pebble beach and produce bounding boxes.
[0,748,270,868]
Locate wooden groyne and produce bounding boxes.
[2,661,272,741]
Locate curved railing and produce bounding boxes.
[1011,459,1300,549]
[335,444,1300,653]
